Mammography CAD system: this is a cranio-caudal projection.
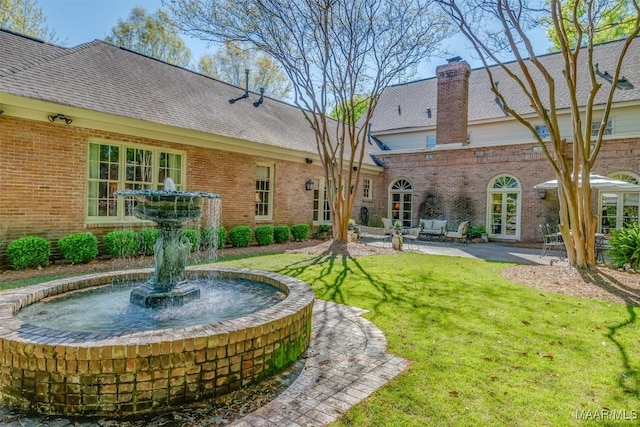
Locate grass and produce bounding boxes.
[216,252,640,426]
[4,251,639,425]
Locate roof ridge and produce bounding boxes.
[0,36,101,78]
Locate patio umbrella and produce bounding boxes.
[534,173,640,190]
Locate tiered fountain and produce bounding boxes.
[115,178,218,307]
[0,179,314,417]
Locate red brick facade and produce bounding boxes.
[379,137,640,242]
[0,115,381,266]
[436,60,470,145]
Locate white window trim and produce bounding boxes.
[363,177,373,200]
[255,163,274,221]
[86,139,186,224]
[485,175,522,241]
[590,118,614,137]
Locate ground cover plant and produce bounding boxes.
[218,252,640,426]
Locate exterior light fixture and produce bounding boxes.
[47,113,72,125]
[305,179,314,191]
[538,189,546,200]
[305,158,313,164]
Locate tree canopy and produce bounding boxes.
[545,0,638,50]
[165,0,453,243]
[105,7,192,68]
[198,41,291,100]
[0,0,58,41]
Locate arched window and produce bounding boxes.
[599,172,640,234]
[389,178,413,228]
[487,175,521,240]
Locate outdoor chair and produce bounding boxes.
[595,235,610,264]
[538,224,565,259]
[381,218,395,235]
[359,225,392,247]
[444,221,470,245]
[403,228,421,251]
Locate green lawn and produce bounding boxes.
[217,252,640,426]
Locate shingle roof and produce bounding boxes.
[369,38,640,133]
[0,29,378,165]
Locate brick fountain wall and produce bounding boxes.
[0,268,314,416]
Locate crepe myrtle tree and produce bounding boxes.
[164,0,453,243]
[436,0,640,267]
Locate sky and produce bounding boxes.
[38,0,551,82]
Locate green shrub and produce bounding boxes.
[6,236,51,270]
[202,226,227,249]
[57,232,98,264]
[368,214,384,228]
[608,223,640,269]
[229,225,252,248]
[181,228,201,252]
[255,225,274,246]
[103,230,139,259]
[291,224,310,242]
[139,228,159,256]
[468,225,487,239]
[273,225,290,243]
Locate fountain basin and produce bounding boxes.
[0,267,314,417]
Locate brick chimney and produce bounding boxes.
[436,57,471,145]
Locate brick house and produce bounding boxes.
[0,29,383,265]
[1,28,639,266]
[367,39,640,242]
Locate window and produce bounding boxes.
[591,119,613,137]
[363,178,372,200]
[313,178,331,224]
[427,136,436,149]
[599,172,640,234]
[487,175,521,240]
[255,164,273,220]
[87,141,184,221]
[389,178,413,228]
[535,125,549,138]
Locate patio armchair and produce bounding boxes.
[444,221,470,245]
[403,228,421,251]
[538,224,565,259]
[381,218,395,235]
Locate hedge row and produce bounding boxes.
[5,223,311,270]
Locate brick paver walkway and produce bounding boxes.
[232,300,409,426]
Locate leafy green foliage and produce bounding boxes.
[254,225,274,246]
[104,7,192,67]
[328,94,371,124]
[57,232,98,264]
[608,222,640,269]
[273,225,290,243]
[139,228,159,256]
[290,224,310,242]
[229,225,252,248]
[6,236,50,270]
[467,225,487,239]
[202,226,227,249]
[198,41,291,100]
[103,230,138,259]
[0,0,58,42]
[181,228,201,252]
[545,0,637,51]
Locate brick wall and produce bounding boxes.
[0,116,337,266]
[380,138,640,242]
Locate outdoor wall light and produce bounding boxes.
[538,189,547,200]
[305,158,313,164]
[47,113,72,125]
[305,179,314,191]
